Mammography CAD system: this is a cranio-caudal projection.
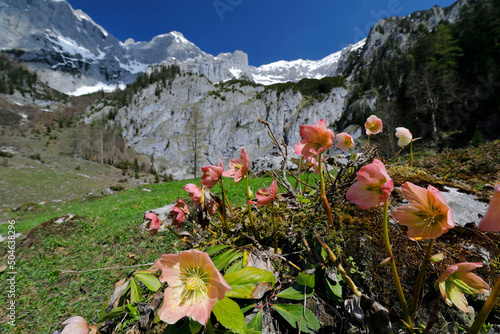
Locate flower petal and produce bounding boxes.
[153,254,182,286]
[478,184,500,232]
[157,285,190,324]
[346,181,382,209]
[187,284,219,326]
[61,316,89,334]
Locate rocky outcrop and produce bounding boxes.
[358,0,467,66]
[85,73,348,180]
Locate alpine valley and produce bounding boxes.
[1,0,499,180]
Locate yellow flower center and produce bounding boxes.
[257,189,270,196]
[179,266,210,304]
[185,276,203,291]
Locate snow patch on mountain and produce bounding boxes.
[68,82,126,96]
[250,38,366,85]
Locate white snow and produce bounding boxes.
[170,31,191,44]
[251,38,367,85]
[68,82,126,96]
[228,67,243,78]
[72,9,109,37]
[119,59,149,74]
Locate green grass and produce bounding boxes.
[0,173,313,333]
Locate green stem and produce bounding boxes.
[272,202,278,253]
[245,172,258,239]
[467,274,500,334]
[318,153,334,227]
[206,317,216,334]
[367,134,371,146]
[382,199,414,333]
[219,180,231,235]
[222,185,234,216]
[410,141,413,167]
[410,239,435,320]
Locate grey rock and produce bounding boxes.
[440,186,489,227]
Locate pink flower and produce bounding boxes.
[365,115,383,135]
[295,119,335,157]
[154,250,231,326]
[60,316,96,334]
[336,132,354,152]
[346,159,394,209]
[478,184,500,232]
[200,159,224,189]
[248,179,278,206]
[183,184,216,217]
[304,155,322,174]
[391,182,454,241]
[438,262,489,313]
[170,199,189,228]
[395,127,413,147]
[144,212,161,236]
[183,183,202,207]
[222,147,250,184]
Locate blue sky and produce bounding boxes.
[66,0,457,66]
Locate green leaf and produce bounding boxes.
[297,194,310,204]
[134,273,161,292]
[189,318,203,334]
[97,305,128,323]
[206,245,231,256]
[224,267,275,299]
[225,259,244,274]
[325,276,342,304]
[240,304,256,314]
[212,249,243,271]
[276,284,314,300]
[212,297,247,334]
[272,304,320,333]
[296,271,315,288]
[247,309,263,331]
[129,276,142,303]
[126,303,140,318]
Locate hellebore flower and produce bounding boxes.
[248,179,278,206]
[144,212,161,236]
[61,316,97,334]
[222,147,250,184]
[154,249,231,326]
[364,115,383,135]
[295,119,335,157]
[478,184,500,232]
[346,159,394,209]
[395,127,412,147]
[438,262,489,313]
[183,184,216,216]
[336,132,354,152]
[183,183,202,207]
[392,182,455,241]
[200,159,225,189]
[170,199,189,228]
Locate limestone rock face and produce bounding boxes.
[85,74,348,180]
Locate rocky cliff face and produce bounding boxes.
[358,0,466,66]
[84,73,348,179]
